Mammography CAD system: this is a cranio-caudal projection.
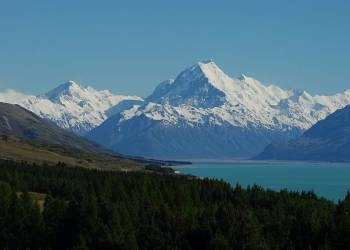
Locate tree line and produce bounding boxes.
[0,159,349,249]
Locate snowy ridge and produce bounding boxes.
[120,60,350,130]
[2,60,350,158]
[0,90,33,103]
[0,81,143,134]
[87,60,350,159]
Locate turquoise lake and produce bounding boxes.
[178,162,350,201]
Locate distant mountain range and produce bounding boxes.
[0,81,141,135]
[87,60,350,159]
[255,105,350,161]
[1,60,350,159]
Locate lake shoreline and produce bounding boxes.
[176,162,350,201]
[173,159,350,169]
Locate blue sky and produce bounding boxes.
[0,0,349,97]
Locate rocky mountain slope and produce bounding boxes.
[255,105,350,161]
[0,81,142,135]
[87,60,350,159]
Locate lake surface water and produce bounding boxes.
[178,162,350,201]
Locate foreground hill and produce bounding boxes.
[88,60,350,159]
[0,102,141,170]
[255,105,350,161]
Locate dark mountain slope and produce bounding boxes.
[255,105,350,161]
[0,102,141,170]
[0,102,123,154]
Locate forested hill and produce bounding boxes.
[1,159,350,249]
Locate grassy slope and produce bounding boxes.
[0,135,142,171]
[0,102,143,170]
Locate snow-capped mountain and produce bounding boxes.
[87,60,350,159]
[0,81,142,134]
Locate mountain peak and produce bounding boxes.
[146,60,230,107]
[147,79,175,101]
[45,80,84,100]
[198,59,215,65]
[174,60,223,85]
[290,89,313,101]
[197,59,221,73]
[238,74,249,81]
[182,60,231,87]
[61,80,84,92]
[65,80,80,87]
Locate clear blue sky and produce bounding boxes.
[0,0,349,97]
